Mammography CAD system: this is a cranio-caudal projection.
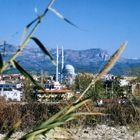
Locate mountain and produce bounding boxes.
[0,44,140,76]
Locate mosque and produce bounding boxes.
[55,46,75,86]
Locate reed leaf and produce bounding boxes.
[22,0,55,41]
[20,16,43,44]
[76,41,127,102]
[48,7,79,29]
[45,133,70,139]
[0,53,3,71]
[20,0,55,46]
[22,111,105,140]
[31,37,56,65]
[54,126,71,132]
[43,0,56,15]
[45,127,72,139]
[13,60,44,90]
[45,100,91,126]
[26,17,39,29]
[20,122,67,140]
[19,17,39,45]
[3,120,21,140]
[19,0,55,45]
[61,112,106,124]
[21,99,90,139]
[65,98,91,115]
[1,0,56,73]
[37,99,89,129]
[19,28,28,46]
[20,97,105,140]
[22,115,78,140]
[72,112,107,116]
[36,105,70,129]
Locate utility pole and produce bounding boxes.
[41,70,44,86]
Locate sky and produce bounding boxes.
[0,0,140,58]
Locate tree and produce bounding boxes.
[23,78,35,101]
[74,73,105,100]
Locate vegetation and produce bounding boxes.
[23,78,35,102]
[74,73,105,100]
[15,39,127,139]
[2,0,140,140]
[0,98,60,133]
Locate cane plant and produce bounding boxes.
[2,42,127,140]
[1,0,128,140]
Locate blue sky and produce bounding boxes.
[0,0,140,58]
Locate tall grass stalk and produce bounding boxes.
[3,43,127,140]
[0,0,56,73]
[19,98,106,140]
[18,42,127,140]
[76,41,127,102]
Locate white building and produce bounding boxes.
[63,64,76,86]
[101,74,115,81]
[63,64,75,77]
[0,83,22,101]
[119,79,129,87]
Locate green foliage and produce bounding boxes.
[0,101,61,133]
[13,60,44,91]
[74,73,105,99]
[74,73,93,92]
[104,79,121,98]
[31,37,56,65]
[23,78,35,102]
[106,103,140,125]
[93,81,105,99]
[3,120,21,140]
[76,42,127,102]
[0,101,21,133]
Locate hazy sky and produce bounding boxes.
[0,0,140,58]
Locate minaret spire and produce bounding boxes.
[56,45,59,82]
[61,46,64,83]
[61,45,64,71]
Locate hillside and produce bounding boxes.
[0,44,140,76]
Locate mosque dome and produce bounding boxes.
[63,64,75,76]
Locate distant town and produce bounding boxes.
[0,46,139,104]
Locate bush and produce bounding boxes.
[0,101,61,133]
[106,102,140,126]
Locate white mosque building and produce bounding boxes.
[63,64,75,86]
[63,64,75,78]
[55,46,75,86]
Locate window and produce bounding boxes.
[3,88,12,91]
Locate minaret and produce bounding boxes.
[61,46,64,83]
[56,45,59,82]
[61,46,64,72]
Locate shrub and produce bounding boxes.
[0,102,61,133]
[106,102,140,126]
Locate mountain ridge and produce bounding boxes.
[0,44,140,76]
